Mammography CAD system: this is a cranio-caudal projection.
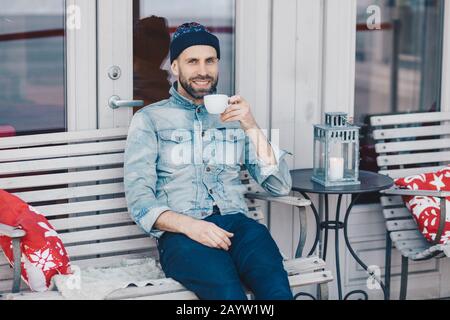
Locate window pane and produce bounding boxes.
[354,0,445,203]
[0,0,66,136]
[133,0,235,109]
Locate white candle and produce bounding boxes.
[329,157,344,180]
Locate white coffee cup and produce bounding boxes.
[204,94,229,114]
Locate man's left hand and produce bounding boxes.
[220,95,258,131]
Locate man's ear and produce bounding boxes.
[171,60,179,77]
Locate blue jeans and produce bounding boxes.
[156,212,293,300]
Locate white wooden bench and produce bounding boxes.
[370,111,450,300]
[0,128,332,300]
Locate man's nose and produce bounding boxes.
[197,62,208,76]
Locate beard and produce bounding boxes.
[178,71,218,100]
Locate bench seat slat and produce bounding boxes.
[390,230,425,241]
[386,219,418,232]
[395,238,430,251]
[0,281,30,296]
[383,207,411,219]
[402,247,432,259]
[380,196,404,207]
[123,271,334,300]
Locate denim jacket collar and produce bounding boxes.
[169,81,216,110]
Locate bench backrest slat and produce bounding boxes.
[371,111,450,126]
[375,138,450,153]
[0,154,125,175]
[379,165,448,179]
[0,128,129,149]
[34,197,128,218]
[377,151,450,167]
[66,238,157,260]
[13,182,125,203]
[59,225,144,245]
[50,211,133,231]
[373,124,450,140]
[0,140,126,162]
[0,168,124,190]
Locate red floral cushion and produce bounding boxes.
[394,165,450,244]
[0,189,71,291]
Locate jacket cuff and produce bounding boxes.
[256,143,292,177]
[136,206,172,238]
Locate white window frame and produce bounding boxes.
[66,0,98,131]
[96,0,134,129]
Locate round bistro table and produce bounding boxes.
[290,169,394,300]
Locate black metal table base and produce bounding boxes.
[300,192,387,300]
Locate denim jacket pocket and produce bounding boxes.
[157,129,193,167]
[214,128,246,167]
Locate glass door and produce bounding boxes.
[97,0,236,128]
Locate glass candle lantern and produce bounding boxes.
[312,112,360,186]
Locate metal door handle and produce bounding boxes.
[109,95,144,109]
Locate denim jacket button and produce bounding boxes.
[206,167,211,172]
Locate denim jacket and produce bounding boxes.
[124,82,293,238]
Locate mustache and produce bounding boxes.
[190,76,214,81]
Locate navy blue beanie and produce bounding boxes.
[170,22,220,63]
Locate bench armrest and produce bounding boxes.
[245,192,312,258]
[245,192,311,207]
[0,224,26,238]
[381,188,450,198]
